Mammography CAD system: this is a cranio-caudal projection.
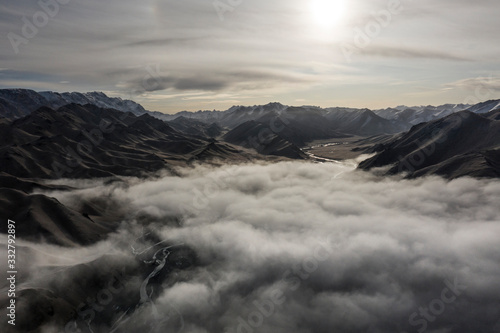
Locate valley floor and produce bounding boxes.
[303,136,380,160]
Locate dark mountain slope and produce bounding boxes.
[325,109,404,136]
[468,99,500,114]
[260,108,348,146]
[0,89,49,119]
[168,116,222,138]
[223,120,308,159]
[0,172,71,193]
[0,89,147,120]
[0,104,253,179]
[359,110,500,179]
[0,188,113,246]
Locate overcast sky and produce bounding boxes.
[1,0,500,113]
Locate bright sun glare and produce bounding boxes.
[310,0,346,28]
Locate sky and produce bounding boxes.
[1,0,500,113]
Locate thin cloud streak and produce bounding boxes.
[359,45,472,61]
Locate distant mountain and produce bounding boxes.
[0,188,114,246]
[167,101,500,141]
[158,109,224,123]
[254,107,347,146]
[0,89,50,119]
[0,89,147,119]
[0,89,406,145]
[468,99,500,114]
[373,103,471,128]
[3,89,500,151]
[40,91,147,115]
[175,104,403,145]
[388,103,470,113]
[359,110,500,179]
[219,102,288,128]
[324,108,405,136]
[0,104,254,179]
[223,120,308,159]
[162,102,289,128]
[168,116,223,138]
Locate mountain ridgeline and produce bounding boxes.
[1,89,500,180]
[0,103,254,179]
[0,89,147,119]
[359,110,500,178]
[0,89,499,306]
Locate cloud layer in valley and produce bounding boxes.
[2,161,500,332]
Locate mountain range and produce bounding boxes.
[1,88,500,333]
[0,101,265,248]
[1,89,500,180]
[359,110,500,178]
[0,89,490,136]
[0,89,147,120]
[0,103,255,179]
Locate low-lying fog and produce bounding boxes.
[4,159,500,332]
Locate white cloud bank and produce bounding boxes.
[3,161,500,332]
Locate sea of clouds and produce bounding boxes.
[3,160,500,333]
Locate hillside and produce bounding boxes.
[359,110,500,178]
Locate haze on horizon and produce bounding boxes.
[1,0,499,113]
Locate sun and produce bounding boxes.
[309,0,346,28]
